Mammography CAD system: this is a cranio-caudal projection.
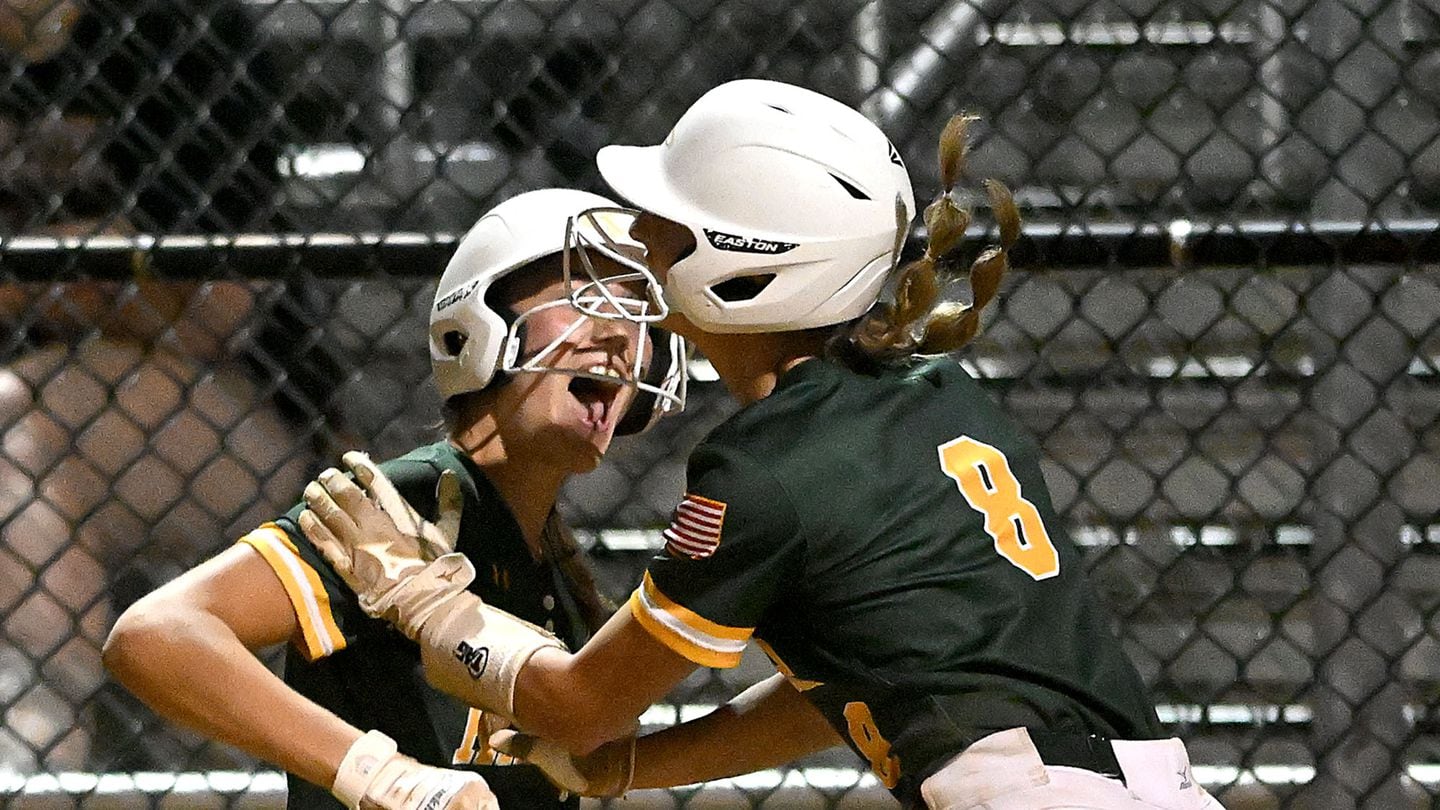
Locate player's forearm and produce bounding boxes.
[511,609,697,754]
[510,646,639,753]
[629,673,841,790]
[103,601,359,789]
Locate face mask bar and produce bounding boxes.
[564,207,669,325]
[649,329,689,423]
[498,296,687,423]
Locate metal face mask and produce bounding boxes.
[504,213,686,432]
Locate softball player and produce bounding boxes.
[302,82,1224,809]
[103,188,684,810]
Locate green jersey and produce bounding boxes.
[629,358,1161,806]
[238,442,587,809]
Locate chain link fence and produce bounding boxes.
[1,0,1438,807]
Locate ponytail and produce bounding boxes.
[830,115,1022,371]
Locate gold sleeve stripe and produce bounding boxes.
[237,524,346,660]
[627,572,749,669]
[628,591,744,669]
[754,638,823,691]
[640,572,752,641]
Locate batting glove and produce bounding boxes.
[300,451,470,639]
[487,729,636,798]
[300,451,567,719]
[332,730,498,810]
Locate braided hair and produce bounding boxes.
[829,115,1022,371]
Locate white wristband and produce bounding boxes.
[332,730,399,809]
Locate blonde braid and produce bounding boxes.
[916,179,1020,354]
[836,113,1022,367]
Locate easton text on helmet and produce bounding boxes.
[703,229,799,255]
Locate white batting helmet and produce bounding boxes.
[430,188,685,432]
[592,79,916,333]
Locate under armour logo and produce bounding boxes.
[1177,765,1193,790]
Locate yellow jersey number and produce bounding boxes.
[844,701,901,789]
[452,708,515,766]
[937,436,1060,580]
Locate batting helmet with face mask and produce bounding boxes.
[430,188,686,434]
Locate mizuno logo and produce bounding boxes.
[703,229,798,255]
[455,640,490,679]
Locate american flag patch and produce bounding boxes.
[663,493,727,559]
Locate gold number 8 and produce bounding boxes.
[844,701,901,788]
[938,436,1060,580]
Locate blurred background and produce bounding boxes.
[0,0,1437,807]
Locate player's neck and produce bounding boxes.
[695,331,826,406]
[482,461,564,558]
[448,427,564,559]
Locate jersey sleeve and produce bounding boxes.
[235,456,447,662]
[236,516,355,661]
[629,442,802,669]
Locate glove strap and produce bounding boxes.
[332,730,399,809]
[419,591,567,720]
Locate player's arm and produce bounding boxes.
[632,672,840,788]
[104,541,496,809]
[511,606,699,753]
[102,544,359,788]
[491,672,839,796]
[300,455,697,753]
[301,449,795,756]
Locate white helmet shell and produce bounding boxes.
[596,79,916,334]
[430,188,627,398]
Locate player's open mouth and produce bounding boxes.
[568,365,626,429]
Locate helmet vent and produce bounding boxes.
[711,274,776,302]
[830,173,872,201]
[766,104,792,114]
[442,330,468,356]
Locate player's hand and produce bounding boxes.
[488,729,636,798]
[470,711,521,767]
[302,452,567,718]
[300,451,472,639]
[333,730,499,810]
[334,450,462,558]
[358,757,497,810]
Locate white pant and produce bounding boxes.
[919,728,1227,810]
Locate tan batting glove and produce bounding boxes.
[300,452,472,640]
[301,451,568,719]
[332,730,498,810]
[487,729,636,798]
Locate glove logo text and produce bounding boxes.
[421,786,453,810]
[455,641,490,679]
